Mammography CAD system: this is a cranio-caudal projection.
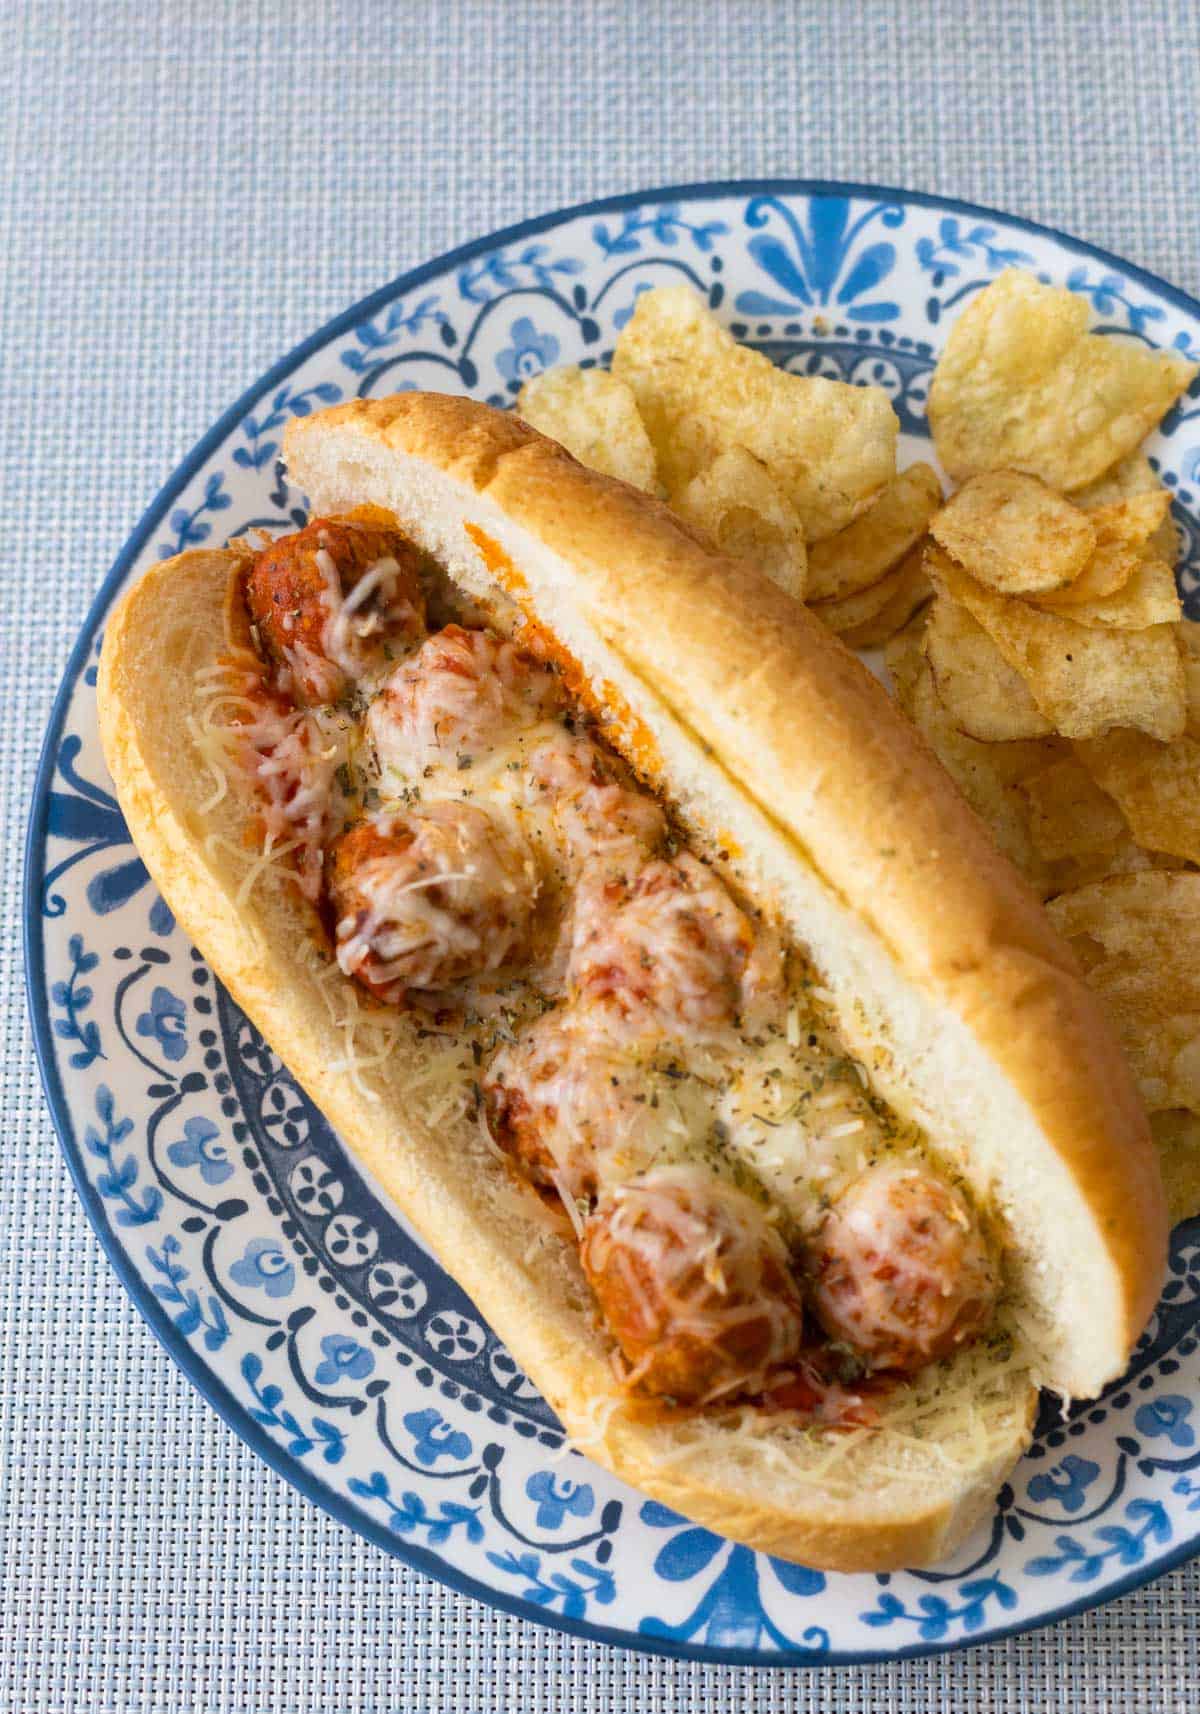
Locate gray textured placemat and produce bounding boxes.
[3,1,1199,1708]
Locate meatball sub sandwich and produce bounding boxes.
[97,394,1167,1570]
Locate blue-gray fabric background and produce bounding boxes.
[3,2,1198,1708]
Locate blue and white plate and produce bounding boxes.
[25,182,1200,1665]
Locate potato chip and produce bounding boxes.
[1044,835,1171,899]
[1047,869,1200,964]
[923,591,1054,740]
[1047,872,1200,1111]
[1155,515,1182,568]
[805,463,942,601]
[929,471,1096,595]
[1150,1109,1200,1226]
[1044,552,1181,631]
[810,574,894,635]
[1097,974,1200,1113]
[1018,755,1126,860]
[883,607,930,709]
[1075,727,1200,864]
[612,284,898,540]
[1075,451,1166,508]
[927,270,1197,489]
[672,446,807,598]
[884,631,1054,887]
[1034,545,1137,612]
[1177,619,1200,734]
[968,733,1070,788]
[1031,491,1174,609]
[517,366,660,492]
[812,546,928,637]
[928,548,1186,740]
[1074,453,1179,565]
[836,543,932,649]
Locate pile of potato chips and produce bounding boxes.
[517,282,937,631]
[892,272,1199,1221]
[516,273,1200,1222]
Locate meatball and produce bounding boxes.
[580,1165,806,1403]
[483,1003,711,1204]
[484,1010,615,1203]
[367,624,564,779]
[527,732,665,879]
[806,1159,999,1373]
[569,853,784,1040]
[245,516,427,704]
[327,800,537,999]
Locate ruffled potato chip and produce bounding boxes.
[672,446,807,598]
[1075,727,1200,864]
[1074,453,1179,565]
[930,471,1096,595]
[929,549,1186,741]
[517,366,660,492]
[923,591,1054,740]
[835,543,932,649]
[927,270,1197,490]
[1031,490,1173,609]
[1150,1109,1200,1226]
[1047,872,1200,1111]
[612,284,898,541]
[805,463,942,601]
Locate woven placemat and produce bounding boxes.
[3,1,1198,1707]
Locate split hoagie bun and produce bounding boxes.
[97,393,1166,1570]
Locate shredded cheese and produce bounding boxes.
[567,1336,1032,1500]
[191,657,349,901]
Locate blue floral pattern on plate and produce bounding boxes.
[24,182,1200,1666]
[229,1236,295,1299]
[167,1115,233,1185]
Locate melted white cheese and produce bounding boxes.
[717,1031,891,1235]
